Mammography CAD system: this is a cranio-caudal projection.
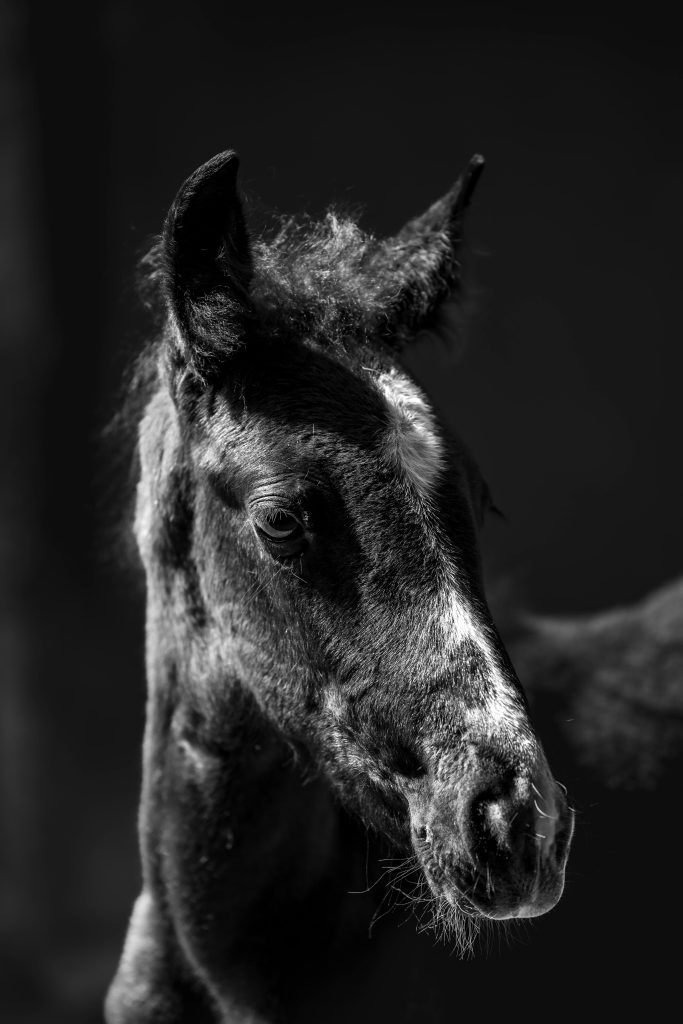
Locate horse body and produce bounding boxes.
[106,151,573,1023]
[507,575,683,791]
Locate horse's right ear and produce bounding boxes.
[370,155,485,341]
[160,150,253,383]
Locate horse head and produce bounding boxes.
[136,150,573,931]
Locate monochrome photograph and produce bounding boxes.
[2,1,681,1020]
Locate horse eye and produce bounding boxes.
[256,511,302,542]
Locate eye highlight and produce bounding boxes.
[251,508,307,560]
[247,486,320,563]
[256,510,302,541]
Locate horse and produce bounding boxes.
[505,574,683,792]
[105,150,574,1024]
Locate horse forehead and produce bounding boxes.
[202,361,446,506]
[251,363,445,501]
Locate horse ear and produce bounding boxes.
[374,154,485,338]
[161,150,253,382]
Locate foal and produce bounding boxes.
[106,151,573,1023]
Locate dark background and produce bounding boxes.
[2,0,681,1020]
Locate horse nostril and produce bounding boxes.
[470,779,564,857]
[469,787,534,851]
[413,824,429,843]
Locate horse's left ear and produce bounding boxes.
[160,150,253,382]
[373,154,485,338]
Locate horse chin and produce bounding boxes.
[406,865,484,954]
[421,857,567,922]
[420,862,483,918]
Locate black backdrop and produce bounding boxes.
[3,0,682,1020]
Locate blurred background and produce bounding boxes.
[2,0,681,1020]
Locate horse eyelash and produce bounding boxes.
[263,506,293,523]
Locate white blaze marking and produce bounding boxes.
[439,590,533,744]
[358,371,532,749]
[376,369,444,501]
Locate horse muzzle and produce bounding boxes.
[411,768,574,920]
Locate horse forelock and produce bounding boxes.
[250,211,386,341]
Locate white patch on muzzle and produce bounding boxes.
[371,370,531,749]
[439,591,533,744]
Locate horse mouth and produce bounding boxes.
[418,846,569,921]
[419,859,491,919]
